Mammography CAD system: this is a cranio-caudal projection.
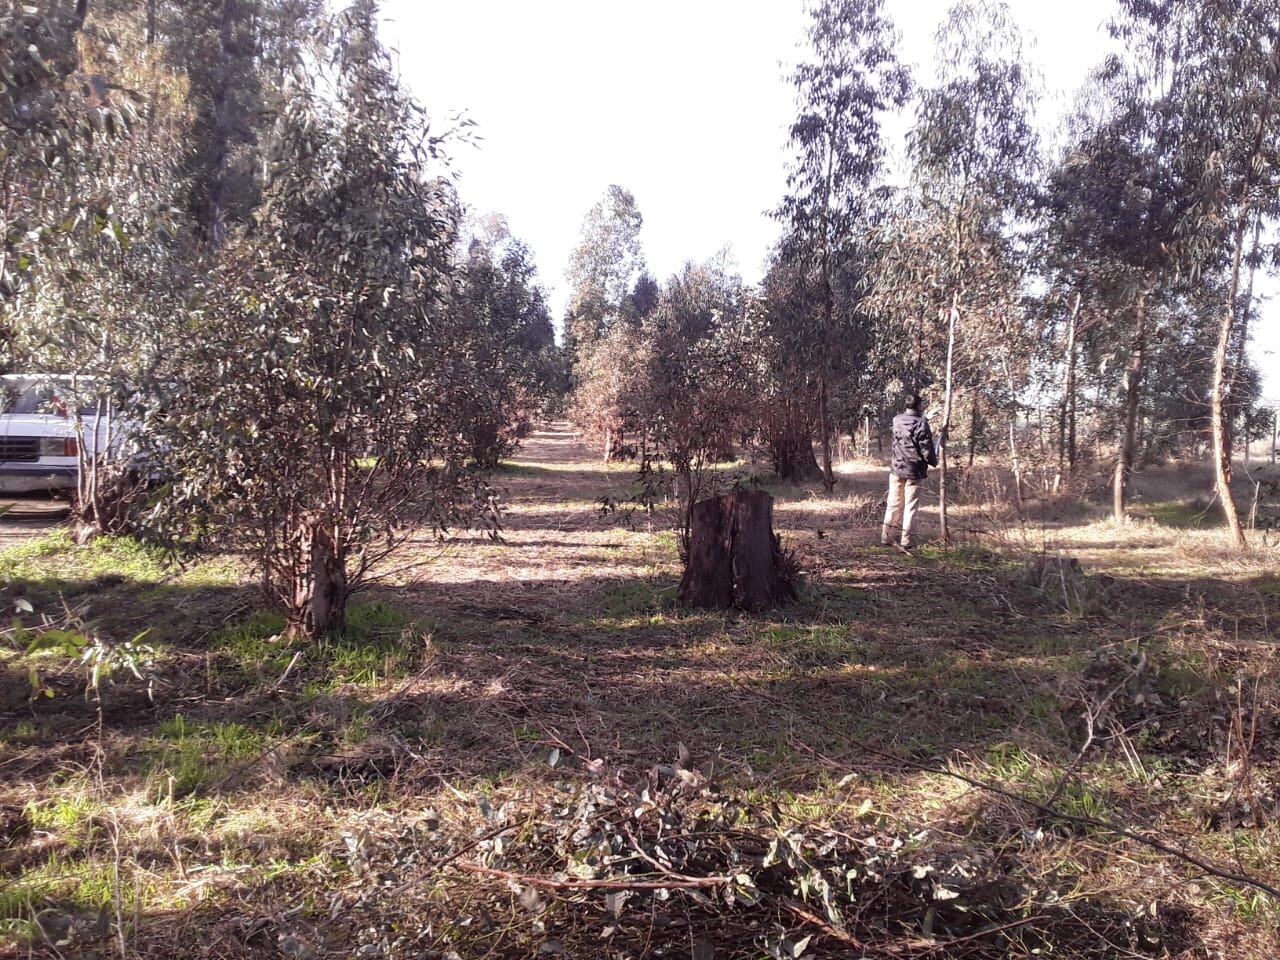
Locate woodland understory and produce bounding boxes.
[3,426,1279,959]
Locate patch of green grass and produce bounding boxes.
[25,793,99,839]
[1,719,39,742]
[1217,885,1280,928]
[0,530,170,584]
[214,601,422,689]
[982,742,1038,782]
[145,715,276,798]
[759,623,867,670]
[599,580,670,618]
[1056,780,1112,823]
[652,530,679,555]
[1254,578,1280,599]
[1137,499,1219,529]
[0,854,131,930]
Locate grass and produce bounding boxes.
[1,434,1278,956]
[0,529,169,584]
[215,600,425,689]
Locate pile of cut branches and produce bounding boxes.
[335,761,1195,959]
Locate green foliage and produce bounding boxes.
[145,4,497,638]
[453,217,561,467]
[563,185,646,364]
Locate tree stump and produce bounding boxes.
[678,490,797,612]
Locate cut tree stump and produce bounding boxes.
[678,490,798,612]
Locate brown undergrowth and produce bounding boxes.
[1,424,1278,957]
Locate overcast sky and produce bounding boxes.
[381,0,1278,402]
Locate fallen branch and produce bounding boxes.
[451,860,734,890]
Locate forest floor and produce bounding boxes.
[2,424,1279,958]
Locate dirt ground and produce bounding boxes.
[1,424,1278,958]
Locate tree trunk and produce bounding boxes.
[1008,416,1025,520]
[817,375,834,493]
[285,517,349,638]
[147,0,157,43]
[1113,289,1149,522]
[767,401,821,482]
[939,295,958,545]
[1211,73,1276,549]
[817,132,836,495]
[1272,409,1277,466]
[209,0,238,247]
[308,522,348,637]
[679,490,797,612]
[1062,294,1080,480]
[862,412,871,459]
[1211,297,1246,545]
[967,397,979,468]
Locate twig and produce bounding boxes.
[274,650,302,688]
[775,897,871,951]
[1043,672,1130,810]
[450,861,734,890]
[914,914,1045,954]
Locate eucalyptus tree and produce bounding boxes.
[568,321,651,462]
[751,254,823,482]
[14,4,197,536]
[1172,0,1280,547]
[869,0,1037,542]
[0,0,103,361]
[142,0,322,245]
[453,216,558,467]
[563,185,645,368]
[776,0,909,492]
[150,1,493,638]
[639,259,753,555]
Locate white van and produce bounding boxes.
[0,375,134,494]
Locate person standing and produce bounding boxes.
[881,392,939,550]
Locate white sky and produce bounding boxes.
[382,0,1278,402]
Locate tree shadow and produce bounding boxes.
[2,553,1276,958]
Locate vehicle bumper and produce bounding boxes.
[0,463,77,493]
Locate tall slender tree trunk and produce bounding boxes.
[1271,409,1277,465]
[768,400,821,482]
[1058,292,1080,485]
[1212,280,1246,546]
[1210,72,1276,549]
[1008,416,1025,519]
[817,375,834,493]
[147,0,157,43]
[817,136,836,494]
[967,397,979,467]
[1113,288,1149,523]
[209,0,238,247]
[939,294,958,545]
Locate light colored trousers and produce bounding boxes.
[881,474,922,547]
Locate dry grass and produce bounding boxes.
[1,424,1278,957]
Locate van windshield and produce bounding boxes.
[0,380,99,417]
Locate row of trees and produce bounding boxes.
[2,0,559,635]
[566,0,1278,550]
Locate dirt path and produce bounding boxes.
[0,495,67,550]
